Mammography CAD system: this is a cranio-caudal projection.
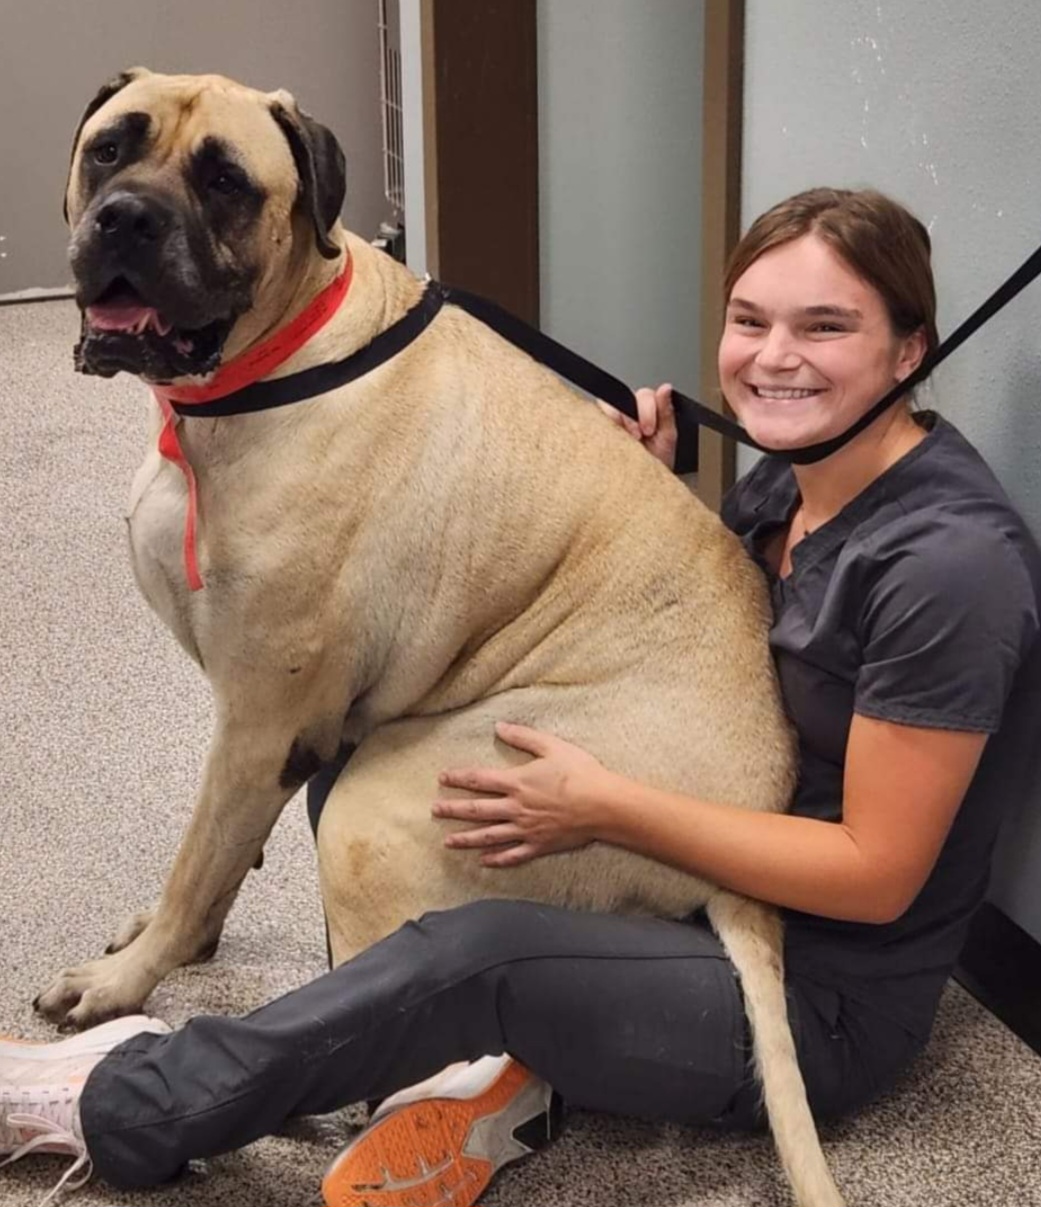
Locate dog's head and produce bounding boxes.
[65,68,347,382]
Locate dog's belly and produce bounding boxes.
[316,680,788,961]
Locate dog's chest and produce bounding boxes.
[126,449,200,657]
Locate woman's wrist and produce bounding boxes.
[582,768,641,845]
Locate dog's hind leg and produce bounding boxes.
[313,715,538,965]
[317,769,470,967]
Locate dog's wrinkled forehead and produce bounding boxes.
[67,72,298,222]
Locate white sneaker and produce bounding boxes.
[322,1054,562,1207]
[0,1015,171,1205]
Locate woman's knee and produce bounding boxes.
[408,899,552,965]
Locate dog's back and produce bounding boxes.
[312,240,794,939]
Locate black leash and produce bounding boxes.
[442,240,1041,467]
[172,243,1041,470]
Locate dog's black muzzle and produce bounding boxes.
[70,187,251,382]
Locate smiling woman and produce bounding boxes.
[718,190,934,464]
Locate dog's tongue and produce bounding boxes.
[87,300,173,337]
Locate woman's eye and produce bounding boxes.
[93,143,119,166]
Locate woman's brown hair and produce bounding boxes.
[724,188,939,356]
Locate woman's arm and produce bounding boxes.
[434,716,987,924]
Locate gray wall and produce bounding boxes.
[536,0,704,394]
[399,0,428,278]
[741,1,1041,941]
[0,0,389,297]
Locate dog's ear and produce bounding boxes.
[269,98,347,260]
[64,68,152,224]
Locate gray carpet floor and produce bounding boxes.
[2,297,1041,1206]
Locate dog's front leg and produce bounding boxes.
[34,714,307,1029]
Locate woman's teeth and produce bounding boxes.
[751,386,822,399]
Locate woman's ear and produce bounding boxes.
[895,327,928,383]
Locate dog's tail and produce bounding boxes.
[707,892,846,1207]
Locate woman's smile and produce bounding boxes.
[718,233,923,452]
[744,384,827,401]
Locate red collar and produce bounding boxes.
[152,257,353,590]
[155,257,353,406]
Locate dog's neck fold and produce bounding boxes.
[150,255,354,591]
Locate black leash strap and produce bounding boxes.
[443,240,1041,466]
[439,283,703,470]
[174,242,1041,472]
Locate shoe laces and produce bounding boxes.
[0,1089,91,1206]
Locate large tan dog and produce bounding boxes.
[40,68,844,1207]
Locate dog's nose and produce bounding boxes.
[94,192,168,245]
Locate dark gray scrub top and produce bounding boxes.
[722,413,1041,1038]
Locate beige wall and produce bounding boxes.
[0,0,389,296]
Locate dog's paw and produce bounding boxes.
[106,907,155,954]
[106,908,221,964]
[33,951,156,1030]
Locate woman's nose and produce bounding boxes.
[756,327,802,371]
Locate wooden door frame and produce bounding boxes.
[418,0,540,326]
[418,0,744,508]
[696,0,744,511]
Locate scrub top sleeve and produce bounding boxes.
[854,526,1039,732]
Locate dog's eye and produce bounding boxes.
[93,143,119,166]
[209,170,243,196]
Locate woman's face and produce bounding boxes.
[718,233,925,451]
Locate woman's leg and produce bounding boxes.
[71,899,923,1190]
[79,901,748,1188]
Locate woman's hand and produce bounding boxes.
[597,383,677,469]
[433,722,616,867]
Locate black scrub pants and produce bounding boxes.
[80,772,927,1190]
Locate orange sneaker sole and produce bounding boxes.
[322,1058,535,1207]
